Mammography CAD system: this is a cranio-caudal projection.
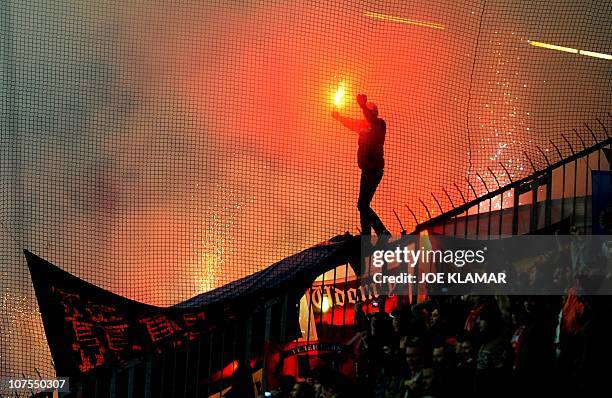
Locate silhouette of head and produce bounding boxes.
[366,102,379,118]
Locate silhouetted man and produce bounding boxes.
[333,94,389,236]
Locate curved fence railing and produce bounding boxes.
[410,122,612,237]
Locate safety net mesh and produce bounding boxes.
[1,0,611,382]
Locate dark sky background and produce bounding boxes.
[1,0,611,379]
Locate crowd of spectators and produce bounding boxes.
[261,292,612,398]
[243,232,612,397]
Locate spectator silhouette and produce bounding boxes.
[333,94,390,237]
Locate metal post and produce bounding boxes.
[562,134,578,226]
[476,172,492,237]
[584,153,590,230]
[279,293,288,342]
[545,172,552,228]
[194,338,202,398]
[572,159,578,226]
[550,140,565,220]
[218,330,226,396]
[512,187,520,235]
[305,288,313,344]
[144,355,152,398]
[171,348,178,395]
[537,145,553,227]
[230,324,237,389]
[466,179,479,237]
[261,303,273,392]
[524,152,538,233]
[530,181,538,233]
[242,315,254,393]
[109,370,117,398]
[453,183,468,237]
[183,344,190,398]
[412,235,419,305]
[206,334,214,397]
[431,194,444,234]
[127,365,134,398]
[343,261,349,327]
[442,188,458,236]
[331,265,338,324]
[319,267,326,329]
[487,167,503,237]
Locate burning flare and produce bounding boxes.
[334,83,346,108]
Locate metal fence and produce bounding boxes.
[27,126,612,398]
[26,252,372,398]
[410,125,612,237]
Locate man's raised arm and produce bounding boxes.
[332,111,367,133]
[357,94,377,124]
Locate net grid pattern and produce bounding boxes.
[1,0,611,383]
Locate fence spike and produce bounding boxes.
[572,128,587,150]
[561,134,575,155]
[431,193,444,215]
[453,182,467,204]
[596,117,609,139]
[584,123,599,145]
[405,205,419,226]
[419,198,432,219]
[536,146,551,167]
[475,172,490,193]
[442,187,456,209]
[393,209,407,235]
[524,151,537,173]
[499,162,513,184]
[487,167,501,189]
[465,177,478,200]
[549,139,563,161]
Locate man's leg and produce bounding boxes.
[358,170,375,234]
[358,169,387,235]
[370,208,388,236]
[367,169,388,235]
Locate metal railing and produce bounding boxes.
[34,120,612,398]
[410,125,612,237]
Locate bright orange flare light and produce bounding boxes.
[529,40,612,60]
[364,11,445,30]
[334,84,346,108]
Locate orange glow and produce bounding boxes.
[321,295,331,312]
[197,253,221,292]
[333,83,347,108]
[364,11,445,30]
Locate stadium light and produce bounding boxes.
[364,11,445,30]
[578,49,612,60]
[528,40,612,60]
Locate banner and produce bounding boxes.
[24,235,356,380]
[24,250,212,378]
[265,340,357,388]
